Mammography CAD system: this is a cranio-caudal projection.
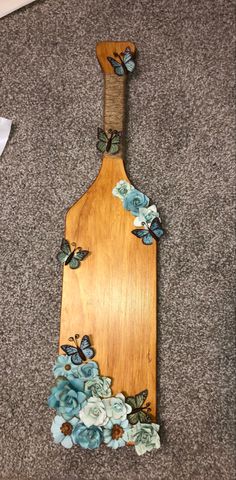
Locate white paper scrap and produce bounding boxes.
[0,0,37,18]
[0,117,12,156]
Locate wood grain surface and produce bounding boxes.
[59,42,157,418]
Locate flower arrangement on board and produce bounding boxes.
[112,180,164,244]
[48,334,160,455]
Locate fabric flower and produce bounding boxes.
[51,415,79,449]
[79,397,108,427]
[123,188,149,216]
[76,361,99,381]
[130,422,161,455]
[103,417,129,449]
[103,393,132,421]
[112,180,134,200]
[48,377,88,420]
[53,355,79,379]
[134,205,160,227]
[72,422,103,449]
[85,376,112,398]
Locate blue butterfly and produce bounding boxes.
[61,334,95,365]
[132,217,164,245]
[107,47,135,76]
[57,238,89,269]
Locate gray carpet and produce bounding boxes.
[0,1,235,479]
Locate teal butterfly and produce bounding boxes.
[57,238,89,269]
[132,217,164,245]
[61,334,95,365]
[126,390,152,425]
[97,128,121,154]
[107,47,135,76]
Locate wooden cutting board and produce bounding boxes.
[59,41,157,419]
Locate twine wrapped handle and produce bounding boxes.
[96,41,136,158]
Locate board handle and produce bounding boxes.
[96,41,136,157]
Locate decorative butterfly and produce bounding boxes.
[126,389,152,425]
[132,217,164,245]
[57,238,89,269]
[96,128,121,154]
[61,334,95,365]
[107,47,135,76]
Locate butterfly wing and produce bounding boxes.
[68,257,80,269]
[61,345,78,356]
[142,234,154,245]
[138,410,152,424]
[111,132,121,144]
[107,56,125,76]
[149,218,164,239]
[96,128,108,153]
[108,132,120,154]
[109,143,119,154]
[61,238,71,255]
[80,335,91,349]
[134,389,148,408]
[126,392,142,424]
[71,352,83,365]
[126,395,137,410]
[127,411,139,425]
[57,251,69,264]
[131,229,153,245]
[74,250,89,261]
[80,335,95,360]
[126,390,150,424]
[56,238,71,264]
[97,128,108,142]
[123,48,135,73]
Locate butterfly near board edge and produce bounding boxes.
[57,238,89,269]
[131,217,164,245]
[107,47,135,76]
[96,128,121,155]
[61,334,95,365]
[126,389,152,425]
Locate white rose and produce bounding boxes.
[134,205,160,227]
[112,180,134,200]
[103,393,132,421]
[79,397,108,427]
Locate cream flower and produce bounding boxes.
[79,397,108,427]
[134,205,160,227]
[103,393,132,421]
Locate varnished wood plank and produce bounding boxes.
[59,42,157,419]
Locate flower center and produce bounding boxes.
[64,364,71,371]
[60,422,72,436]
[111,424,124,440]
[92,407,100,416]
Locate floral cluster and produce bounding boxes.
[112,179,161,228]
[48,354,160,455]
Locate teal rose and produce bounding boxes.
[48,377,88,421]
[131,422,161,455]
[85,376,112,398]
[123,189,149,216]
[76,361,99,381]
[72,422,103,449]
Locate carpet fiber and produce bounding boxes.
[0,1,235,479]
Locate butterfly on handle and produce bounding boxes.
[132,217,164,245]
[107,47,135,76]
[61,334,95,365]
[126,389,152,424]
[57,238,89,269]
[97,128,121,155]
